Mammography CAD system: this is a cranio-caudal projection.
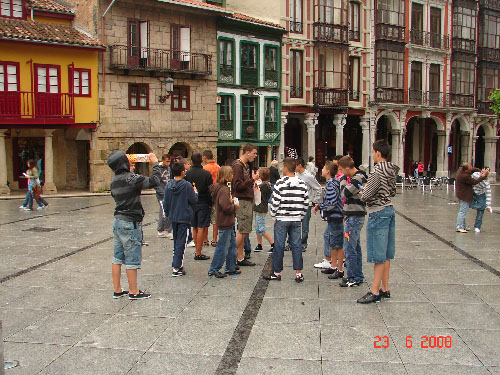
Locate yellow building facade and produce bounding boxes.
[0,0,104,195]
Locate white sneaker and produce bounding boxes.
[23,207,32,211]
[314,259,331,269]
[187,240,195,248]
[456,228,467,233]
[474,228,481,233]
[158,231,166,237]
[19,205,25,209]
[167,232,174,240]
[37,207,44,210]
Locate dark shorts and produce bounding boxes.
[192,205,211,228]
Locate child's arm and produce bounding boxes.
[361,172,381,201]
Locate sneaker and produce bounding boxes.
[194,254,210,260]
[237,259,256,266]
[339,278,361,287]
[225,269,241,275]
[167,232,174,240]
[267,244,274,253]
[302,244,307,252]
[314,259,331,269]
[208,271,227,278]
[357,291,381,304]
[244,252,251,260]
[128,291,151,300]
[37,206,44,210]
[328,269,344,280]
[23,207,32,211]
[379,289,391,299]
[157,231,167,237]
[254,244,263,252]
[187,240,196,248]
[263,272,281,281]
[465,227,472,231]
[19,205,25,209]
[456,228,467,233]
[295,273,304,283]
[321,267,337,274]
[172,268,185,277]
[113,289,129,299]
[474,228,480,233]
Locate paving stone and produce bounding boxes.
[455,329,500,366]
[404,364,491,375]
[237,357,321,374]
[3,342,70,375]
[321,361,407,374]
[128,352,221,375]
[257,298,320,324]
[379,302,450,328]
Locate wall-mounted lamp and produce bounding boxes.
[158,77,174,103]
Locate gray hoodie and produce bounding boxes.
[361,161,400,213]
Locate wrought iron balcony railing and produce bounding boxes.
[290,21,303,33]
[479,47,500,62]
[240,67,258,87]
[410,30,450,49]
[375,24,405,42]
[409,89,423,105]
[349,89,360,101]
[452,38,476,54]
[448,93,475,108]
[264,70,279,89]
[375,87,405,104]
[219,119,234,140]
[264,120,278,139]
[109,45,212,75]
[313,88,348,107]
[349,30,360,42]
[480,0,500,11]
[477,101,494,115]
[0,91,74,124]
[290,86,303,98]
[313,23,349,44]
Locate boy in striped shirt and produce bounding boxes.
[265,158,309,282]
[471,167,492,233]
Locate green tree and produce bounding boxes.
[488,89,500,117]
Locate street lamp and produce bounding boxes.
[158,76,174,103]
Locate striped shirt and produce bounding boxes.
[362,161,400,214]
[270,176,309,221]
[319,177,343,221]
[340,170,368,217]
[472,172,492,207]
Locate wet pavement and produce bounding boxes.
[1,186,500,374]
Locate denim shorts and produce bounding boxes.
[112,219,142,269]
[325,220,344,249]
[254,213,267,235]
[192,204,211,228]
[366,206,396,263]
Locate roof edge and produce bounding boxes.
[0,36,106,50]
[156,0,233,15]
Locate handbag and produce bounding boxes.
[33,185,41,201]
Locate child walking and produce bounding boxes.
[314,161,344,279]
[253,167,274,253]
[164,162,198,277]
[207,167,240,278]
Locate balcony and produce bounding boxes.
[410,30,450,50]
[219,120,234,140]
[349,90,360,101]
[375,24,405,42]
[219,64,234,84]
[264,69,279,89]
[313,88,348,107]
[409,89,423,105]
[452,38,476,54]
[448,93,475,108]
[313,23,349,44]
[290,86,303,98]
[240,67,258,87]
[349,30,360,42]
[242,121,258,139]
[480,0,500,11]
[264,120,278,140]
[0,91,74,125]
[479,47,500,62]
[109,45,212,75]
[375,87,405,104]
[290,21,303,33]
[477,101,494,115]
[427,91,444,107]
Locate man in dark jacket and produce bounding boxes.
[455,163,488,233]
[269,160,280,185]
[155,154,173,238]
[185,152,213,260]
[107,150,160,300]
[164,162,198,276]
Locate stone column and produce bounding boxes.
[304,113,317,162]
[279,112,288,163]
[391,129,402,171]
[0,130,10,195]
[436,130,448,177]
[461,131,471,165]
[333,114,344,155]
[484,136,499,180]
[43,130,57,194]
[360,117,370,170]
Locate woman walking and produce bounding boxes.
[24,159,48,211]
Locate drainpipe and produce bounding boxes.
[31,7,34,22]
[101,0,119,92]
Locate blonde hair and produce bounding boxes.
[216,166,233,184]
[258,167,270,182]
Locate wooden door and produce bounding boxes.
[35,65,61,117]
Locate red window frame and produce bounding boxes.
[0,60,20,91]
[69,67,91,97]
[171,85,190,112]
[128,83,149,110]
[34,64,61,93]
[0,0,24,19]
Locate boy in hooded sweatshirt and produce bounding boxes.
[357,140,400,304]
[163,162,198,277]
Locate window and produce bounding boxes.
[349,1,360,41]
[478,67,500,102]
[410,61,422,91]
[317,0,346,25]
[241,43,259,86]
[171,25,191,67]
[0,61,19,92]
[430,7,441,35]
[35,65,60,93]
[290,49,303,98]
[290,0,303,33]
[218,38,234,84]
[129,83,149,109]
[482,13,500,49]
[349,56,360,100]
[265,98,278,136]
[376,47,404,88]
[376,0,405,26]
[242,96,258,139]
[71,68,91,97]
[451,59,475,95]
[171,86,190,111]
[219,95,233,136]
[429,64,440,92]
[453,6,476,40]
[128,19,149,66]
[1,0,22,18]
[264,46,278,88]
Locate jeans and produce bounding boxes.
[456,200,470,229]
[27,191,47,209]
[157,198,172,232]
[343,216,365,283]
[366,206,396,263]
[272,220,303,273]
[112,219,142,269]
[323,219,344,257]
[244,235,251,254]
[209,228,237,273]
[22,191,30,207]
[301,206,312,247]
[172,222,190,269]
[474,194,486,229]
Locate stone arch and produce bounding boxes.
[475,125,487,169]
[126,142,153,176]
[403,115,440,176]
[375,111,399,131]
[168,141,192,159]
[449,115,471,133]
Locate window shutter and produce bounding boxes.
[180,27,191,61]
[140,20,148,59]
